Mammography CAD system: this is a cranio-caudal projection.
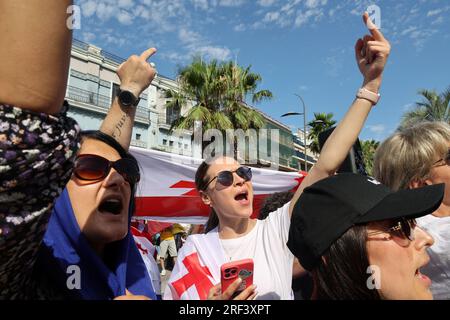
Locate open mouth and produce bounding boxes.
[414,265,432,287]
[234,190,249,203]
[98,197,124,215]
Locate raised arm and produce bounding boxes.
[0,0,73,114]
[99,48,156,150]
[289,13,391,216]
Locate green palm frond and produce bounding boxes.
[307,112,336,154]
[400,86,450,128]
[252,90,273,104]
[210,111,233,131]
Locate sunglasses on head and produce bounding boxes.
[204,166,252,189]
[433,148,450,167]
[73,154,140,184]
[368,218,417,247]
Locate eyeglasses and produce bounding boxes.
[368,219,417,247]
[432,148,450,167]
[73,154,140,184]
[204,166,252,189]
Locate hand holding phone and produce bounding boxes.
[221,259,254,298]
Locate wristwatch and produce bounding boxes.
[356,87,380,105]
[117,88,140,107]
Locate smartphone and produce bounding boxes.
[318,126,368,175]
[220,259,254,297]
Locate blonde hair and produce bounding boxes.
[373,121,450,191]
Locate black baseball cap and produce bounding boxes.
[287,173,444,271]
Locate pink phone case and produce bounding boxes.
[220,259,254,294]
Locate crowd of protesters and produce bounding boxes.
[1,1,449,301]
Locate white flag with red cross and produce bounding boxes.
[130,147,305,225]
[163,228,226,300]
[131,226,161,296]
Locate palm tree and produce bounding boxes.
[401,86,450,128]
[361,139,380,176]
[165,56,273,153]
[307,112,336,154]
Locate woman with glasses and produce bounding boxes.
[165,13,391,300]
[33,48,158,300]
[373,121,450,299]
[288,173,444,300]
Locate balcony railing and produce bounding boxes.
[72,39,90,51]
[66,85,150,122]
[101,51,126,65]
[67,85,111,109]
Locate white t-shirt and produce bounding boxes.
[220,202,294,300]
[417,214,450,300]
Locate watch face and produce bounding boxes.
[119,90,134,106]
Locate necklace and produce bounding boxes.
[219,222,258,262]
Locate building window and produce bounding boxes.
[166,104,181,126]
[169,141,174,147]
[163,139,167,146]
[112,83,120,104]
[178,142,182,149]
[184,144,188,149]
[136,133,141,141]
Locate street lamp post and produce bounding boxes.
[281,93,308,172]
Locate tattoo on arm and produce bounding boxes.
[112,113,128,139]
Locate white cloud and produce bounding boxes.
[197,46,232,60]
[218,0,246,7]
[234,23,246,31]
[81,0,97,17]
[367,124,386,135]
[82,32,96,43]
[191,0,209,10]
[179,29,203,46]
[118,0,134,8]
[117,10,134,25]
[161,51,186,64]
[295,8,324,27]
[401,26,417,36]
[177,28,233,62]
[431,16,444,25]
[298,85,308,91]
[94,2,116,21]
[427,9,442,17]
[305,0,327,9]
[258,0,277,7]
[263,11,280,22]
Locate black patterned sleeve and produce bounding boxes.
[0,103,80,299]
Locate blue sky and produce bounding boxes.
[74,0,450,141]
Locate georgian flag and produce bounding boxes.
[130,147,304,224]
[131,227,161,297]
[163,228,227,300]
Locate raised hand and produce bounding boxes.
[355,12,391,93]
[99,47,157,149]
[117,48,157,99]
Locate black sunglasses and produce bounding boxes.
[73,154,140,184]
[204,166,252,189]
[433,148,450,167]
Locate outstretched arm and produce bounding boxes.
[0,0,73,114]
[99,48,157,151]
[289,13,391,216]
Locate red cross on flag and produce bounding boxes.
[164,228,227,300]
